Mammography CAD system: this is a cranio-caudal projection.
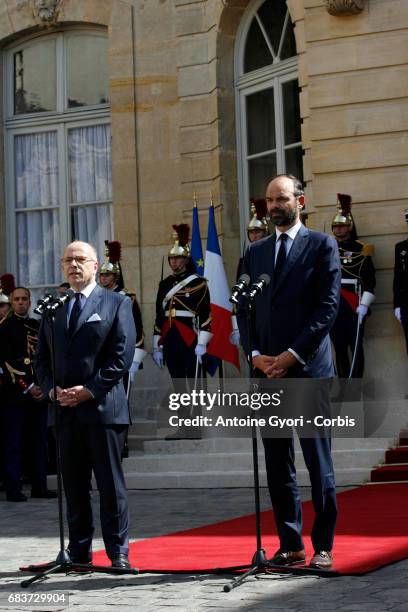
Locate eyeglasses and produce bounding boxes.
[61,257,96,265]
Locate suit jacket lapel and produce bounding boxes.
[71,285,103,339]
[263,235,276,279]
[271,226,309,297]
[54,303,69,341]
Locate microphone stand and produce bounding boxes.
[224,293,267,591]
[21,301,138,587]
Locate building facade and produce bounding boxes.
[0,0,407,384]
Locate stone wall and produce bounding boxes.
[0,0,407,377]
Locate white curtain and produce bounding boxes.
[14,131,60,287]
[13,125,112,293]
[68,124,112,258]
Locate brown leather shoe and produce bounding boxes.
[309,550,333,568]
[269,549,306,566]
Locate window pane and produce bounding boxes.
[246,88,276,155]
[14,39,56,114]
[15,132,58,209]
[71,203,112,261]
[258,0,287,58]
[68,125,112,203]
[285,146,303,182]
[249,154,277,199]
[282,80,301,145]
[280,20,297,61]
[67,35,109,108]
[16,209,60,286]
[244,18,272,73]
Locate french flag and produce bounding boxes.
[204,205,240,370]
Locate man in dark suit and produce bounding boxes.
[393,209,408,353]
[238,174,341,569]
[35,241,136,568]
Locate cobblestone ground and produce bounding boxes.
[0,486,407,612]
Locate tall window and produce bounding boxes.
[235,0,302,239]
[4,29,112,294]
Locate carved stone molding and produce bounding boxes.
[325,0,367,16]
[31,0,63,27]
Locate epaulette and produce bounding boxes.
[356,240,374,257]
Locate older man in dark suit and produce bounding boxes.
[238,174,341,569]
[35,241,136,569]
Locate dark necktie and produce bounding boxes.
[274,233,288,281]
[69,293,82,336]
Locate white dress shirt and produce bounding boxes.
[67,280,97,323]
[252,220,305,365]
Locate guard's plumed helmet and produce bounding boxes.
[0,273,16,296]
[168,224,190,258]
[99,240,121,275]
[247,198,269,233]
[332,193,353,228]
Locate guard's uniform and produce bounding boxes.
[393,238,408,353]
[330,239,376,377]
[116,287,144,351]
[0,312,48,497]
[154,271,211,384]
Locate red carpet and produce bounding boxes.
[92,483,408,575]
[371,430,408,483]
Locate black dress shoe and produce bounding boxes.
[31,489,58,499]
[66,549,92,564]
[309,550,333,569]
[111,554,131,569]
[269,549,306,566]
[6,492,27,502]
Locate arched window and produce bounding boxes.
[235,0,302,240]
[4,29,112,295]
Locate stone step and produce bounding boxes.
[142,436,394,454]
[385,447,408,464]
[370,464,408,483]
[123,448,385,473]
[123,467,370,489]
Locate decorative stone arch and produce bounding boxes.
[213,0,308,259]
[0,0,142,295]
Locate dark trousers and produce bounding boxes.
[262,436,337,553]
[163,326,199,420]
[331,297,365,378]
[59,415,129,559]
[3,393,48,496]
[401,307,408,354]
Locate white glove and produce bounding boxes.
[152,349,164,368]
[356,304,368,322]
[129,361,140,375]
[195,343,207,364]
[229,329,240,347]
[394,307,401,323]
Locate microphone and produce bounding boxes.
[247,273,271,300]
[34,293,54,316]
[45,289,75,313]
[230,274,250,304]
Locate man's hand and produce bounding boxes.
[195,343,207,364]
[152,349,164,368]
[252,355,284,377]
[58,386,93,407]
[265,351,297,378]
[29,385,44,401]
